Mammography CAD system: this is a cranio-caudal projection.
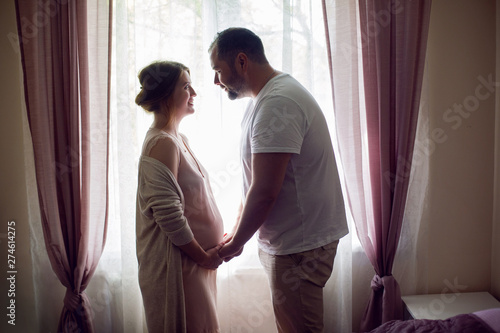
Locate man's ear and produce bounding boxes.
[235,52,248,72]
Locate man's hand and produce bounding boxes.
[218,240,244,262]
[198,243,224,270]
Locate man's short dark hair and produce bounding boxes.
[209,27,268,66]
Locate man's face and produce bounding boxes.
[210,46,247,100]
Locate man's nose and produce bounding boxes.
[214,73,220,85]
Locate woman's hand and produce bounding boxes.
[178,239,224,270]
[198,243,224,270]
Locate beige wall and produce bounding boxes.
[492,0,500,300]
[0,1,36,332]
[426,0,496,294]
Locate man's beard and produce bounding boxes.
[227,89,239,100]
[224,69,246,100]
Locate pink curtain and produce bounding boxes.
[323,0,432,331]
[15,0,111,332]
[357,1,431,330]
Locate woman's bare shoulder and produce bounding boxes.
[147,136,181,176]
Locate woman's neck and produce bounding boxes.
[152,113,180,137]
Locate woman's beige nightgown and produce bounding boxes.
[136,128,224,333]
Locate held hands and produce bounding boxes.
[197,232,244,269]
[218,233,244,262]
[198,242,224,270]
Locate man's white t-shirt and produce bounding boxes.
[241,73,349,255]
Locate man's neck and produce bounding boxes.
[249,65,278,98]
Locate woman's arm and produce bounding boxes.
[149,137,223,269]
[178,239,223,270]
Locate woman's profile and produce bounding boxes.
[135,61,224,332]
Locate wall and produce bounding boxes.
[492,0,500,300]
[0,1,37,332]
[426,0,496,295]
[353,1,498,330]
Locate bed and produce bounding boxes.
[368,308,500,333]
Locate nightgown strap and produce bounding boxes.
[142,129,183,158]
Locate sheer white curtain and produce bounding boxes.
[98,0,343,332]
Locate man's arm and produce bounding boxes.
[218,152,291,259]
[225,201,243,242]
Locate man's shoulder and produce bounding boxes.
[259,79,319,115]
[259,75,304,104]
[272,73,306,92]
[269,74,316,101]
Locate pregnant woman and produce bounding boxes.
[135,60,224,332]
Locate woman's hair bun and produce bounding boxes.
[135,61,189,113]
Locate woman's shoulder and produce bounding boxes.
[179,132,189,142]
[150,134,179,151]
[147,137,181,176]
[144,128,181,150]
[142,129,181,168]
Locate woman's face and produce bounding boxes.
[169,70,197,119]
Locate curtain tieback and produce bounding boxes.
[64,288,87,312]
[370,274,396,292]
